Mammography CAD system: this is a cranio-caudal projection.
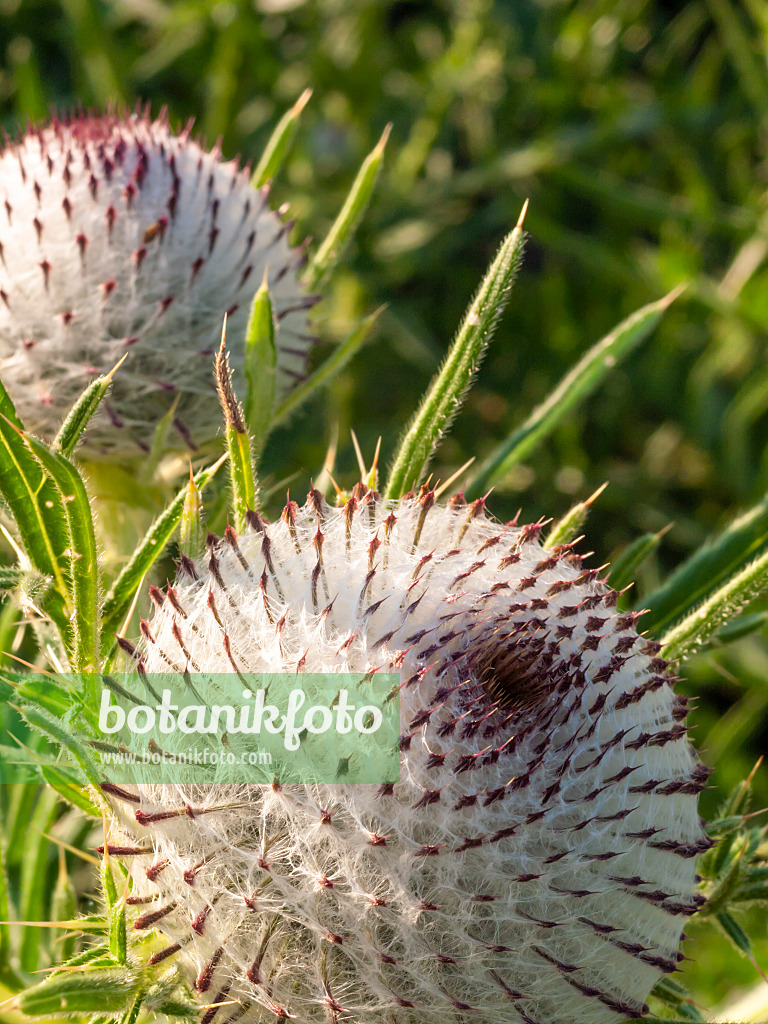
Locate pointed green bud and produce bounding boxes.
[304,123,392,290]
[252,88,312,188]
[543,482,607,550]
[179,468,205,560]
[244,269,277,450]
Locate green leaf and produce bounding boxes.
[51,847,78,961]
[16,706,101,787]
[0,390,70,635]
[251,88,312,188]
[53,357,125,458]
[0,567,23,591]
[607,525,670,593]
[140,395,180,486]
[18,968,141,1017]
[641,493,768,633]
[40,767,101,817]
[244,271,277,451]
[467,286,684,498]
[385,214,527,499]
[100,454,227,645]
[270,307,383,430]
[715,909,756,958]
[304,123,391,290]
[543,483,607,550]
[661,545,768,660]
[22,434,99,674]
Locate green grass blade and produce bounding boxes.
[385,214,527,499]
[705,0,768,118]
[244,272,277,451]
[641,494,768,633]
[23,435,99,675]
[251,88,312,188]
[0,391,70,634]
[53,357,126,458]
[270,307,383,430]
[100,455,227,643]
[0,838,10,972]
[19,786,58,972]
[51,847,78,962]
[661,545,768,660]
[466,286,684,498]
[543,483,607,550]
[304,124,391,291]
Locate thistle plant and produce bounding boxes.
[0,103,766,1024]
[0,105,319,458]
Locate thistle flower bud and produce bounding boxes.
[0,110,315,456]
[108,491,709,1024]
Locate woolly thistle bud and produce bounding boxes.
[107,489,710,1024]
[0,109,315,456]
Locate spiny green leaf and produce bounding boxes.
[100,454,227,646]
[23,433,99,675]
[0,567,23,591]
[53,356,126,458]
[642,493,768,633]
[386,212,527,499]
[251,88,312,188]
[304,123,391,290]
[467,286,684,498]
[715,909,757,959]
[271,307,383,430]
[40,767,101,817]
[0,389,70,636]
[18,968,141,1017]
[661,545,768,660]
[16,706,101,787]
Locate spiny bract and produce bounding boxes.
[0,110,315,456]
[107,488,709,1024]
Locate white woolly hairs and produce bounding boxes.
[0,111,315,456]
[105,489,709,1024]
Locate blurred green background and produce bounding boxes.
[2,0,768,1014]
